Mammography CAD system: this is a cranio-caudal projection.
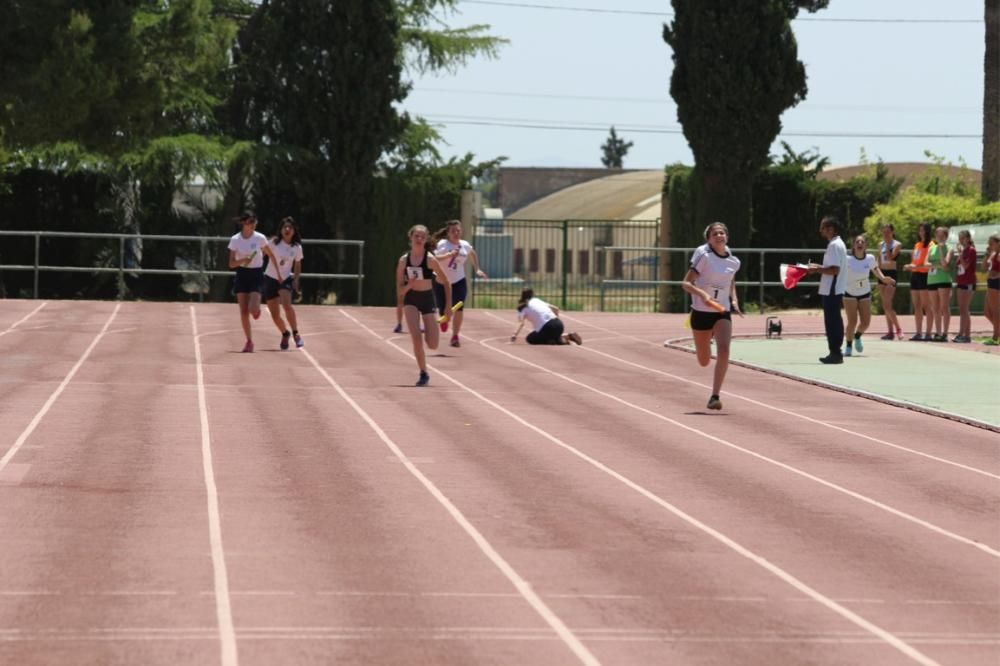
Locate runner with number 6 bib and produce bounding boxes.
[681,222,742,411]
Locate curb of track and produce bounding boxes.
[663,334,1000,434]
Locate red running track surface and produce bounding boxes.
[0,301,997,666]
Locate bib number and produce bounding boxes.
[406,266,423,281]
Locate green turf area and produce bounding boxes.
[724,337,1000,427]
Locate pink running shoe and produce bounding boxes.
[242,340,254,353]
[293,333,304,348]
[251,308,261,320]
[450,335,460,347]
[440,321,449,333]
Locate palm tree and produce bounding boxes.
[984,0,999,201]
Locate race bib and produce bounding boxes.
[406,266,423,281]
[957,264,965,276]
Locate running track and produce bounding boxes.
[0,301,997,666]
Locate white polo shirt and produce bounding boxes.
[845,253,877,297]
[228,231,268,269]
[689,244,741,312]
[265,240,304,282]
[435,239,472,284]
[518,297,556,332]
[819,236,848,296]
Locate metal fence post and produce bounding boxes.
[758,250,765,312]
[357,241,364,306]
[561,220,568,309]
[33,233,40,299]
[199,238,206,303]
[118,236,126,300]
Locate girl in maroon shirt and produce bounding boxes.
[953,230,976,343]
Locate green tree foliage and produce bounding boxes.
[663,0,829,245]
[865,192,1000,248]
[397,0,506,74]
[228,0,406,303]
[600,126,634,169]
[663,150,903,309]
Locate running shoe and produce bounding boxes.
[854,337,864,353]
[879,332,894,340]
[567,332,583,345]
[984,338,1000,346]
[450,335,460,348]
[706,395,722,410]
[280,331,290,350]
[251,309,261,320]
[294,333,304,348]
[933,334,946,342]
[819,353,843,364]
[896,329,903,339]
[242,340,254,353]
[393,323,403,334]
[843,345,852,357]
[440,321,449,333]
[416,371,430,386]
[952,335,969,343]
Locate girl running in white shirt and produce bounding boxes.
[228,212,268,353]
[262,217,305,350]
[681,222,742,411]
[432,220,487,347]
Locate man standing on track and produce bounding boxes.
[808,215,848,365]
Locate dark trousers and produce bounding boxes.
[822,293,844,355]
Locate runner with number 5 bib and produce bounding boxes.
[681,222,742,411]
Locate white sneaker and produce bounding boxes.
[844,346,853,357]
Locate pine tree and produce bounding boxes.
[663,0,828,244]
[600,127,634,169]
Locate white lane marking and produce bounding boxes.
[549,312,1000,480]
[477,333,1000,559]
[190,307,239,666]
[298,341,601,666]
[0,463,31,485]
[0,303,119,474]
[0,302,47,339]
[341,310,940,666]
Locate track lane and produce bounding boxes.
[343,307,999,666]
[193,304,595,666]
[0,302,224,665]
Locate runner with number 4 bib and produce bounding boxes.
[681,222,742,411]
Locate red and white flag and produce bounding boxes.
[779,263,809,290]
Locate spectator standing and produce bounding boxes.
[807,216,848,364]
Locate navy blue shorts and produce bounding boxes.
[434,278,468,315]
[262,275,293,302]
[233,267,264,294]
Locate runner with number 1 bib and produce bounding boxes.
[681,222,742,411]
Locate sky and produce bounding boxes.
[402,0,986,173]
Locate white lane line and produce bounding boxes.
[298,343,601,666]
[0,302,47,339]
[340,309,940,666]
[534,312,1000,481]
[0,303,119,474]
[190,307,239,666]
[476,332,1000,559]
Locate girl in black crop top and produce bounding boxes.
[396,224,452,386]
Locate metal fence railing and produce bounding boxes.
[470,218,660,310]
[464,225,989,313]
[0,231,365,302]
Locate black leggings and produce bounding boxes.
[526,318,565,345]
